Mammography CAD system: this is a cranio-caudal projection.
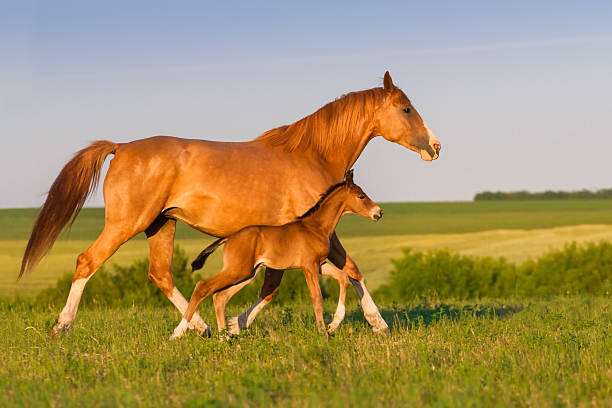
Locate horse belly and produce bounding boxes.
[165,193,294,237]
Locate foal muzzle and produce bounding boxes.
[371,208,383,221]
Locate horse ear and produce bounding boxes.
[383,71,394,92]
[345,169,354,184]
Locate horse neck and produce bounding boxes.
[255,92,379,180]
[333,122,374,175]
[315,117,375,178]
[302,188,348,237]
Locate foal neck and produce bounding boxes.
[301,187,349,237]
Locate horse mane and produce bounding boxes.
[254,87,386,156]
[297,181,347,220]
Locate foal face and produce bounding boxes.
[343,184,382,222]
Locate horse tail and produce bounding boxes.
[191,238,227,272]
[19,140,118,280]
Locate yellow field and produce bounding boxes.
[3,224,612,295]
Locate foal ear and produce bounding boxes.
[383,71,395,92]
[345,169,354,184]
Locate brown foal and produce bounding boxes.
[173,171,381,338]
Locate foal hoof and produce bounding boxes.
[227,317,240,335]
[200,326,212,338]
[51,323,69,337]
[228,314,248,335]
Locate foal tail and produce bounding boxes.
[19,140,118,280]
[191,237,227,272]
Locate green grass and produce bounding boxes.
[1,297,609,407]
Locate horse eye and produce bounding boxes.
[403,107,411,114]
[359,195,365,200]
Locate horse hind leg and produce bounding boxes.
[145,216,210,340]
[226,267,283,335]
[53,224,133,334]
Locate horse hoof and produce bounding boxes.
[200,326,212,338]
[374,327,390,337]
[169,331,184,341]
[227,317,240,335]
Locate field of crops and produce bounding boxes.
[3,200,612,294]
[1,200,611,407]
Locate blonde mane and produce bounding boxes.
[254,88,386,155]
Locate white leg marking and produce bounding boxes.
[167,287,209,335]
[350,278,388,332]
[57,276,92,328]
[228,297,270,335]
[170,318,190,340]
[328,300,346,332]
[358,281,388,332]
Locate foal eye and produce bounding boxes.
[358,195,365,200]
[403,107,411,114]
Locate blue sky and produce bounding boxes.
[2,1,611,207]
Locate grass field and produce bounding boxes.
[2,200,612,295]
[1,298,609,407]
[1,201,611,407]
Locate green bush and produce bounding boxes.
[375,241,612,301]
[35,246,334,309]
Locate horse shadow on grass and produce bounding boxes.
[341,301,525,330]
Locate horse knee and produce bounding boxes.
[260,268,283,299]
[343,258,363,281]
[147,270,174,297]
[212,291,227,308]
[193,280,208,299]
[74,253,94,280]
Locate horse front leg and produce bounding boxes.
[328,232,389,334]
[320,262,350,334]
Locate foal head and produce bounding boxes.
[341,170,383,222]
[372,71,441,161]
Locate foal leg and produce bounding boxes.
[212,277,254,331]
[145,217,210,339]
[320,262,350,334]
[329,232,389,334]
[302,263,327,335]
[226,268,284,335]
[174,260,261,338]
[53,224,133,334]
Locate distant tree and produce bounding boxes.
[474,188,612,201]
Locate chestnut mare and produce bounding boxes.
[19,71,440,336]
[172,171,381,339]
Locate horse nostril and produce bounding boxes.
[432,143,441,156]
